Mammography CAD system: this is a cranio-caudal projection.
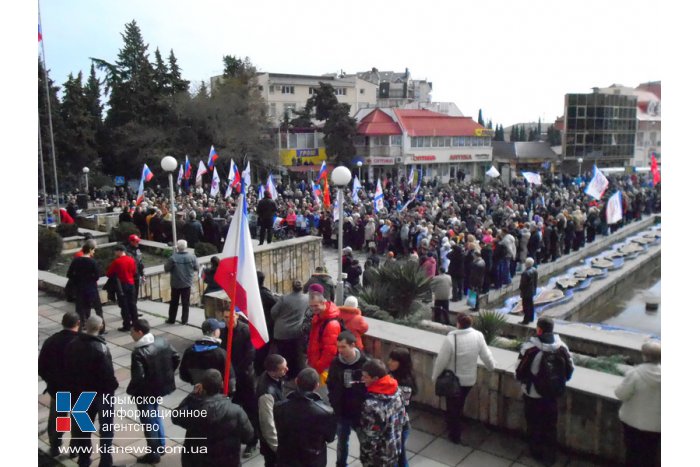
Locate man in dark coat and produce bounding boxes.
[173,369,255,467]
[180,318,236,395]
[519,258,539,324]
[38,312,81,457]
[183,211,204,247]
[468,250,486,311]
[274,368,337,467]
[127,318,181,464]
[254,271,278,375]
[66,240,105,332]
[447,244,465,301]
[256,191,277,245]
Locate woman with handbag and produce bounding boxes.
[431,313,496,443]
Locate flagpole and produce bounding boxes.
[39,1,61,224]
[222,259,238,396]
[38,115,49,224]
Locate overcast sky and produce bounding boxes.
[39,0,660,127]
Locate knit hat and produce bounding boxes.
[344,296,359,308]
[308,283,325,295]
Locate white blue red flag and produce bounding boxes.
[258,184,265,201]
[184,155,192,179]
[265,175,278,200]
[242,161,251,189]
[585,165,609,200]
[312,183,322,205]
[606,190,623,224]
[333,191,340,222]
[142,164,154,182]
[316,161,328,182]
[352,176,361,204]
[207,145,219,170]
[373,179,384,213]
[196,160,207,187]
[135,178,145,205]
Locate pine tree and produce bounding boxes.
[38,57,65,192]
[478,109,484,126]
[58,71,99,177]
[509,125,517,142]
[195,81,208,100]
[84,64,103,123]
[487,119,493,130]
[167,49,189,95]
[311,82,339,121]
[323,103,357,166]
[528,127,537,141]
[537,117,542,138]
[153,48,169,95]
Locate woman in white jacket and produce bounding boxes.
[431,313,496,444]
[614,341,661,467]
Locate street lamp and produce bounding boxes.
[577,157,583,178]
[356,161,363,182]
[161,155,178,245]
[82,167,90,192]
[331,165,352,305]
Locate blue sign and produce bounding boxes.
[296,149,319,157]
[114,176,125,186]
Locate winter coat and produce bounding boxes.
[172,393,254,467]
[615,363,661,432]
[518,333,574,399]
[164,250,198,289]
[359,375,409,467]
[520,266,538,298]
[469,257,486,291]
[347,264,363,287]
[307,301,342,374]
[327,348,368,424]
[64,333,119,395]
[271,291,308,340]
[337,306,369,351]
[421,256,437,278]
[127,334,180,397]
[179,337,236,395]
[256,198,277,226]
[274,391,337,467]
[38,329,79,396]
[183,219,204,246]
[303,273,335,302]
[255,372,286,452]
[431,274,452,301]
[447,246,465,277]
[67,256,100,299]
[431,328,496,387]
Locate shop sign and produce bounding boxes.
[413,155,436,161]
[449,154,472,161]
[366,157,395,165]
[296,148,319,157]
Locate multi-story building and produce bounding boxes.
[354,108,493,183]
[562,89,638,171]
[355,68,432,108]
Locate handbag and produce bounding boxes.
[435,333,461,397]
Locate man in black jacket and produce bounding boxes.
[256,191,276,245]
[173,369,255,467]
[127,318,181,464]
[274,368,337,467]
[468,250,486,311]
[327,331,368,467]
[180,318,236,396]
[519,258,539,324]
[67,240,105,332]
[38,311,80,457]
[64,315,119,467]
[254,270,278,375]
[183,210,204,248]
[255,354,289,467]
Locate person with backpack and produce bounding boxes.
[307,284,344,384]
[515,317,574,465]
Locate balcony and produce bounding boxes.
[355,146,402,158]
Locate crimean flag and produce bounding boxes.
[196,160,207,187]
[207,145,219,170]
[323,178,331,208]
[317,160,328,182]
[135,178,145,205]
[352,176,361,204]
[651,154,661,186]
[407,167,415,187]
[312,183,322,205]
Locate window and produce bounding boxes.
[650,132,657,145]
[334,88,347,96]
[576,134,584,144]
[391,135,402,146]
[637,132,644,145]
[269,103,277,118]
[577,106,586,118]
[258,85,263,91]
[360,89,365,94]
[308,87,317,95]
[281,85,295,94]
[269,85,275,94]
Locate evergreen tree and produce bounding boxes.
[509,125,517,142]
[167,49,189,95]
[537,117,542,137]
[195,81,208,100]
[38,58,65,192]
[323,103,357,166]
[528,127,537,141]
[493,124,504,142]
[290,100,314,128]
[311,82,339,121]
[487,119,493,130]
[153,48,169,95]
[546,125,562,146]
[478,108,484,126]
[84,64,103,123]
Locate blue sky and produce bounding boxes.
[37,0,662,127]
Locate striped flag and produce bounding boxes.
[373,179,384,213]
[317,161,328,182]
[584,165,609,200]
[521,171,542,185]
[606,191,623,224]
[207,145,219,170]
[177,164,184,186]
[265,175,278,200]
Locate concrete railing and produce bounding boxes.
[362,317,626,464]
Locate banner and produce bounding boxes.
[606,190,623,224]
[584,165,609,200]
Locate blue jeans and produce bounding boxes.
[336,417,355,466]
[137,402,166,454]
[399,425,410,467]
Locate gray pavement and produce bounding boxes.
[38,290,603,466]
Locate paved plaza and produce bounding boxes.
[38,289,604,467]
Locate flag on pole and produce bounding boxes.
[351,176,361,203]
[38,24,43,42]
[210,167,221,197]
[317,161,328,182]
[521,171,542,185]
[184,155,192,179]
[225,161,241,198]
[242,162,251,189]
[214,180,269,393]
[135,178,145,205]
[407,167,415,187]
[606,190,623,224]
[651,154,661,186]
[373,179,384,213]
[312,183,322,206]
[486,165,500,178]
[142,164,154,182]
[333,191,340,222]
[265,175,278,200]
[323,178,331,208]
[207,145,219,170]
[196,160,207,187]
[258,184,265,201]
[584,165,609,200]
[135,164,153,205]
[177,164,184,186]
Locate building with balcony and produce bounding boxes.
[354,108,493,184]
[355,68,432,108]
[562,89,638,172]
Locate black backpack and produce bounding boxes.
[318,317,347,343]
[516,346,570,399]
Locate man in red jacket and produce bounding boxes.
[106,245,138,332]
[306,284,341,384]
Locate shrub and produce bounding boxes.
[55,222,79,238]
[473,310,508,345]
[572,354,626,376]
[359,260,432,319]
[93,247,116,276]
[38,227,63,271]
[194,242,219,257]
[109,222,140,243]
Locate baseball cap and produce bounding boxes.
[202,318,226,334]
[129,234,141,243]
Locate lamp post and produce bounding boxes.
[161,155,178,245]
[356,161,363,182]
[82,167,90,192]
[577,157,583,178]
[331,165,352,305]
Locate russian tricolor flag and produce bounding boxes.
[184,155,192,179]
[142,164,154,182]
[207,145,219,170]
[317,160,328,182]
